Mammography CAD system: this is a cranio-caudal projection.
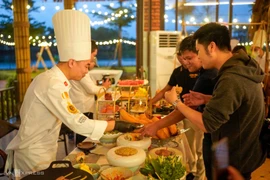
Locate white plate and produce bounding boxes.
[117,133,151,150]
[148,147,183,159]
[106,146,146,168]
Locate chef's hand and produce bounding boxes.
[164,87,179,104]
[102,78,111,89]
[114,121,144,133]
[139,122,159,138]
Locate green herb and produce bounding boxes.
[139,155,185,180]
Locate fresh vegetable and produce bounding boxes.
[139,155,186,180]
[139,156,157,178]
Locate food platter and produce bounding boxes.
[106,146,146,168]
[100,167,133,180]
[148,147,183,159]
[116,133,151,150]
[77,142,97,151]
[117,79,149,87]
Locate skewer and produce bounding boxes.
[64,172,73,178]
[80,176,87,180]
[70,175,81,180]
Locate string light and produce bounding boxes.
[40,6,45,11]
[55,6,60,10]
[0,34,136,47]
[2,34,268,47]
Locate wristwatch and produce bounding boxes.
[172,99,180,109]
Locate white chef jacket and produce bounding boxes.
[69,71,105,113]
[5,66,107,178]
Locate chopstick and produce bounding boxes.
[70,175,81,180]
[80,176,87,180]
[64,172,73,178]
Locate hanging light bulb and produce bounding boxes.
[55,6,60,11]
[40,6,45,11]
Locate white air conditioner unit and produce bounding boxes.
[149,31,181,96]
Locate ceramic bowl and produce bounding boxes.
[106,146,146,168]
[116,133,151,150]
[99,131,122,144]
[73,163,100,179]
[100,167,133,180]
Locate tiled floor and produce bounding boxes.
[1,131,270,179]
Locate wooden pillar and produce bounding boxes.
[228,0,233,36]
[64,0,74,9]
[136,0,143,77]
[143,0,164,83]
[144,0,163,31]
[13,0,31,104]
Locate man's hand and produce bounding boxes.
[182,91,205,106]
[139,122,159,138]
[145,107,153,119]
[164,87,179,104]
[114,121,144,133]
[227,166,244,180]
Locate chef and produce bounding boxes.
[4,10,138,179]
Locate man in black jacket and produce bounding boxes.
[165,23,266,179]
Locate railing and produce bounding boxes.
[0,86,18,121]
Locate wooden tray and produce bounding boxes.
[22,161,93,180]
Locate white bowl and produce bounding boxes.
[106,146,146,168]
[100,167,133,180]
[116,133,151,150]
[99,131,122,143]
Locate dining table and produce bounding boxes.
[63,121,194,180]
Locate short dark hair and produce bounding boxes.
[193,23,231,52]
[179,35,197,54]
[91,40,98,53]
[232,45,247,54]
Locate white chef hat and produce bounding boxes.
[52,10,91,62]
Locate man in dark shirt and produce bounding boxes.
[142,35,218,180]
[165,23,266,180]
[148,51,198,106]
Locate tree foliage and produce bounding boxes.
[91,26,135,60]
[0,0,47,41]
[93,1,136,29]
[92,1,136,66]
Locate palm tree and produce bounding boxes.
[93,0,136,67]
[0,0,47,43]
